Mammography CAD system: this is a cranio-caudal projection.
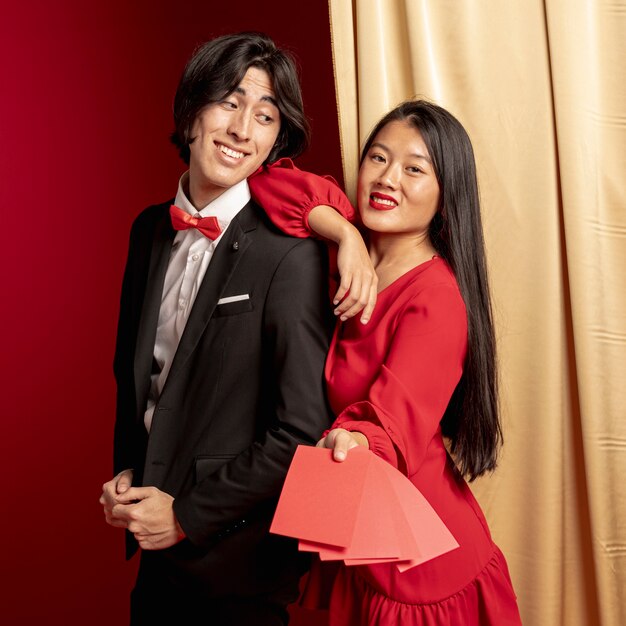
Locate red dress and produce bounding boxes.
[250,161,522,626]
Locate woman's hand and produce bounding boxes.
[308,205,378,324]
[333,226,378,323]
[317,428,369,462]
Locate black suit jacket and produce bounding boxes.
[112,198,333,598]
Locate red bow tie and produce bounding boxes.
[169,205,222,240]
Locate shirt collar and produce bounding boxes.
[174,171,251,233]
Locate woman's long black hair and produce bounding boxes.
[360,100,502,480]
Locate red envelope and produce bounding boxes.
[376,455,459,572]
[310,458,420,562]
[272,445,459,572]
[269,445,370,547]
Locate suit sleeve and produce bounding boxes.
[173,238,334,547]
[248,157,356,238]
[112,213,148,478]
[332,284,468,476]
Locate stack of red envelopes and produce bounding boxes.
[270,445,459,572]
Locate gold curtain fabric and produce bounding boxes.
[328,1,626,624]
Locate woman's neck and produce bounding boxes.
[368,232,438,292]
[369,231,437,268]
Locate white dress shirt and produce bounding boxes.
[143,173,251,432]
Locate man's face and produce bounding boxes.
[188,66,281,207]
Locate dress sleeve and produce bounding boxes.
[333,283,468,476]
[248,157,356,238]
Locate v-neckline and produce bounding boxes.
[376,256,441,297]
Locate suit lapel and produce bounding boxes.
[133,209,175,418]
[162,202,257,391]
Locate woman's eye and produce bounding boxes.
[258,114,274,123]
[407,166,422,174]
[371,154,385,163]
[222,100,237,109]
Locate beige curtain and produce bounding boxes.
[328,1,626,624]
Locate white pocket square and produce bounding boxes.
[217,294,250,305]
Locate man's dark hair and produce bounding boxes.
[171,32,310,165]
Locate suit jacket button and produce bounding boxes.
[232,241,239,251]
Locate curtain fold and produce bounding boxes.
[328,1,626,624]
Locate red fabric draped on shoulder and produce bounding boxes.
[249,158,356,237]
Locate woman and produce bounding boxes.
[250,100,522,625]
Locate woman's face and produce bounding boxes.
[357,120,440,237]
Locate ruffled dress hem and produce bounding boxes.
[303,546,522,626]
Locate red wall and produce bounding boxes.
[1,2,340,624]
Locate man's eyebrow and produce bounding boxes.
[233,86,278,107]
[370,141,432,164]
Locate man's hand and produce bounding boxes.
[99,469,134,528]
[317,428,369,462]
[113,487,186,550]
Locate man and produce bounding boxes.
[99,32,333,625]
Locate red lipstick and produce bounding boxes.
[369,192,398,211]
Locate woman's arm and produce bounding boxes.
[249,159,377,322]
[249,158,356,235]
[325,284,468,474]
[308,205,377,323]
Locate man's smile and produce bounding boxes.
[216,142,248,160]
